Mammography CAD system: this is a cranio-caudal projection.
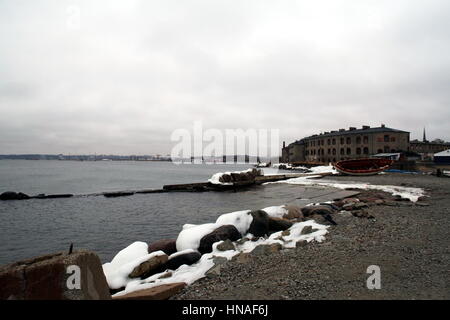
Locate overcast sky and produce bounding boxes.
[0,0,449,155]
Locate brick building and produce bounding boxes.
[281,124,410,163]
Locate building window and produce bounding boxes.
[332,138,336,145]
[384,146,390,152]
[356,136,361,144]
[340,138,344,144]
[327,139,331,145]
[363,147,369,154]
[328,149,331,155]
[346,137,351,144]
[340,148,345,155]
[356,147,361,155]
[346,148,351,155]
[391,137,396,142]
[377,149,383,153]
[363,136,368,144]
[332,148,336,155]
[384,135,389,142]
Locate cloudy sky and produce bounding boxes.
[0,0,449,155]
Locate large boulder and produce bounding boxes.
[148,239,177,255]
[165,251,202,270]
[247,210,271,237]
[129,254,168,279]
[283,205,304,220]
[0,250,111,300]
[0,192,30,201]
[268,217,293,232]
[198,225,241,254]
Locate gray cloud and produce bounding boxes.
[0,0,449,154]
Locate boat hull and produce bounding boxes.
[333,158,394,176]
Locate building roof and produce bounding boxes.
[302,126,409,140]
[434,149,450,157]
[411,141,450,146]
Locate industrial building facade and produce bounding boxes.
[281,125,410,163]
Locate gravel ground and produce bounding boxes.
[173,173,450,300]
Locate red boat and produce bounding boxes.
[333,158,394,176]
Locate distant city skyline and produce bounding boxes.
[1,1,449,154]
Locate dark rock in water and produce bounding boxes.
[218,169,262,184]
[247,210,271,237]
[148,239,177,255]
[198,225,241,254]
[129,254,168,279]
[268,217,293,232]
[0,250,111,300]
[165,251,201,270]
[33,194,73,199]
[103,191,134,198]
[0,191,30,201]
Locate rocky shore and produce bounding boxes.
[1,172,448,300]
[172,173,450,300]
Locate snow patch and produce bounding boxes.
[102,242,166,290]
[267,176,425,202]
[215,210,253,235]
[261,205,288,218]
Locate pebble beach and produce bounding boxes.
[173,173,450,300]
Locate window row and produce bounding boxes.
[307,136,370,147]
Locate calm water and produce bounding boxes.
[0,160,300,265]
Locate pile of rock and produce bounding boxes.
[0,191,30,201]
[217,168,263,184]
[107,209,298,298]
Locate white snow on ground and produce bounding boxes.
[176,223,220,251]
[111,220,329,297]
[272,164,337,174]
[102,242,166,290]
[176,210,254,252]
[208,168,262,185]
[308,165,338,174]
[215,210,253,235]
[267,175,425,202]
[262,205,288,218]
